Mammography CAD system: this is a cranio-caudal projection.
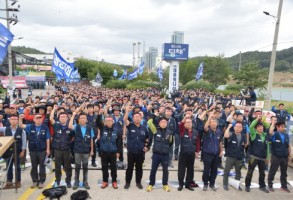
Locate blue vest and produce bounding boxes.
[52,124,73,151]
[100,127,118,153]
[113,116,124,130]
[226,132,246,160]
[126,123,148,153]
[152,128,172,155]
[270,132,289,157]
[2,127,23,158]
[202,128,221,155]
[43,115,50,127]
[73,125,91,154]
[250,134,267,159]
[28,124,48,152]
[180,129,197,154]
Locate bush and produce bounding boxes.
[225,84,244,92]
[126,80,160,89]
[105,80,128,89]
[183,80,216,92]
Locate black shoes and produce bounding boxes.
[136,183,143,189]
[223,185,229,191]
[245,186,250,192]
[185,186,194,191]
[177,185,183,191]
[203,185,208,191]
[92,162,97,167]
[210,185,217,191]
[259,187,269,193]
[124,182,130,189]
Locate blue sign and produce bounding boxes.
[0,23,14,64]
[52,48,75,80]
[162,43,189,61]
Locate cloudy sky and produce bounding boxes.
[1,0,293,65]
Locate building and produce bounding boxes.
[171,31,184,44]
[144,47,158,71]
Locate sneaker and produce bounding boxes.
[55,181,60,187]
[223,185,229,191]
[38,183,44,189]
[83,183,90,190]
[259,187,269,193]
[3,182,13,189]
[245,186,250,192]
[146,185,153,192]
[280,187,290,193]
[31,182,38,189]
[112,181,118,189]
[66,182,72,188]
[210,185,217,191]
[72,185,78,190]
[163,185,171,192]
[101,182,108,189]
[177,185,183,191]
[268,186,274,192]
[124,182,130,189]
[203,185,208,191]
[136,183,143,189]
[16,181,22,188]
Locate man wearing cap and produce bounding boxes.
[19,113,50,189]
[0,114,26,189]
[17,100,25,114]
[146,116,173,192]
[123,104,149,190]
[268,121,292,192]
[96,113,122,189]
[112,106,125,162]
[245,115,270,193]
[50,105,74,188]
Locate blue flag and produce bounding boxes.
[113,69,118,77]
[196,62,204,81]
[95,72,103,83]
[118,69,127,80]
[0,23,14,64]
[52,48,75,80]
[138,60,145,75]
[128,68,138,80]
[156,62,163,81]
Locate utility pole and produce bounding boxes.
[132,43,136,68]
[265,0,283,110]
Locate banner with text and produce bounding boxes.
[52,48,75,80]
[0,22,14,64]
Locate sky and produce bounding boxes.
[1,0,293,65]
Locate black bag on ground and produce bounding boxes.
[70,190,91,200]
[42,186,67,200]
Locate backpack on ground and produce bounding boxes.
[42,186,67,200]
[70,190,91,200]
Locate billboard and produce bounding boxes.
[162,43,189,61]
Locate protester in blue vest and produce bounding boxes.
[123,104,149,190]
[0,114,26,189]
[96,113,122,189]
[50,105,74,188]
[177,115,199,191]
[19,113,50,189]
[272,103,290,123]
[112,106,125,162]
[268,121,292,193]
[86,104,98,167]
[69,104,94,190]
[245,115,270,193]
[146,116,173,192]
[223,122,246,191]
[202,112,223,191]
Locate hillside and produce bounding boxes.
[12,46,46,54]
[228,47,293,72]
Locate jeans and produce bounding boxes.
[202,153,219,186]
[149,153,169,186]
[6,155,21,182]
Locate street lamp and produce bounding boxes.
[264,0,283,110]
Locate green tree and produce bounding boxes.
[233,62,268,89]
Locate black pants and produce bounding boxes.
[118,144,124,162]
[91,138,97,163]
[245,157,266,188]
[30,151,46,184]
[268,155,288,188]
[125,152,145,184]
[54,149,72,184]
[101,152,117,182]
[202,153,218,186]
[178,152,195,187]
[149,153,169,186]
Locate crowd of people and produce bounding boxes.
[0,81,292,194]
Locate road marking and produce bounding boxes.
[36,176,56,200]
[18,187,37,200]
